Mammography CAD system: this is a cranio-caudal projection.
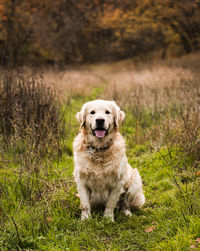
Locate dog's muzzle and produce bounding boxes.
[90,118,108,139]
[91,125,109,139]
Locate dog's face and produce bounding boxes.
[76,100,125,141]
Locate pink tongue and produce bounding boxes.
[95,130,106,138]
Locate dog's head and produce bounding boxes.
[76,100,125,143]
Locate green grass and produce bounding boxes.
[1,145,199,250]
[1,77,200,250]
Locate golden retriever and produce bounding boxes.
[73,100,145,221]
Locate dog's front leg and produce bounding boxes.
[104,181,124,221]
[77,180,91,220]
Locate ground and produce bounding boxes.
[0,53,200,250]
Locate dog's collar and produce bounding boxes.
[87,145,110,152]
[86,133,117,153]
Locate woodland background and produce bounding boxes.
[0,0,200,67]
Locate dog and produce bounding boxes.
[73,100,145,221]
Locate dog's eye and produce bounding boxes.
[90,110,95,115]
[105,110,110,114]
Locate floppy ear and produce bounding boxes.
[113,102,125,128]
[76,104,87,127]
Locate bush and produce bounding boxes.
[0,69,66,160]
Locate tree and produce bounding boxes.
[0,0,200,66]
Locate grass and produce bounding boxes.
[0,53,200,250]
[1,140,199,250]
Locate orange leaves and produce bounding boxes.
[100,8,124,29]
[46,217,52,222]
[145,225,156,232]
[195,238,200,243]
[0,0,7,22]
[145,221,157,232]
[190,238,200,249]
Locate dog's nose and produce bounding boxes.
[96,118,105,126]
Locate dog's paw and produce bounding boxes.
[103,211,114,222]
[122,209,132,216]
[81,211,91,221]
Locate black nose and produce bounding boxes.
[96,118,105,127]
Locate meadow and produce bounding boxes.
[0,53,200,250]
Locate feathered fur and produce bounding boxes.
[73,100,145,221]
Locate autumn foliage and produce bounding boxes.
[0,0,200,66]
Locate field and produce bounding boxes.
[0,53,200,250]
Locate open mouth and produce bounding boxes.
[92,128,108,139]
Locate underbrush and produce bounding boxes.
[0,54,200,250]
[121,83,200,222]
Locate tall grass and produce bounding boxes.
[45,54,200,218]
[0,53,200,250]
[47,53,200,218]
[0,69,67,157]
[0,69,72,250]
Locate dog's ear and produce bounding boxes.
[113,102,125,128]
[76,104,87,127]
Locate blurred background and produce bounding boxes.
[0,0,200,68]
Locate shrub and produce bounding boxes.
[0,69,66,160]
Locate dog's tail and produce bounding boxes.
[126,167,145,209]
[129,191,145,209]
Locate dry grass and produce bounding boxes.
[38,53,200,157]
[1,53,200,192]
[0,69,66,161]
[1,53,199,149]
[39,53,200,173]
[42,68,103,101]
[39,52,200,108]
[0,53,200,250]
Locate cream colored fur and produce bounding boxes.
[73,100,145,221]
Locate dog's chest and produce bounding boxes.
[75,143,127,206]
[85,170,119,206]
[86,147,121,167]
[79,150,125,187]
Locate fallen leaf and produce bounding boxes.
[145,225,156,233]
[195,238,200,243]
[196,171,200,176]
[46,217,52,222]
[190,244,198,249]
